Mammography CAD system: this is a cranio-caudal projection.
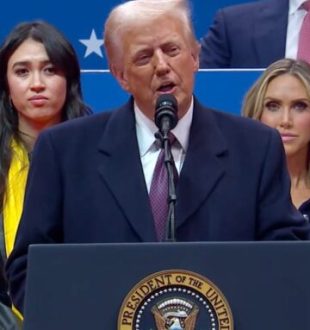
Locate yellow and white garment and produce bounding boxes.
[3,139,29,258]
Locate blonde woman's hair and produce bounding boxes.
[242,58,310,180]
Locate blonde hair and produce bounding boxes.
[104,0,198,71]
[242,58,310,119]
[242,58,310,180]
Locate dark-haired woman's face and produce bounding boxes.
[7,38,67,131]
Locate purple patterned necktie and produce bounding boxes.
[297,1,310,63]
[149,134,177,241]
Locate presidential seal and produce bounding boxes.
[118,269,233,329]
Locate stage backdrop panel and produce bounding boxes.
[0,1,262,115]
[0,0,258,70]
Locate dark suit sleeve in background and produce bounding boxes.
[200,9,232,68]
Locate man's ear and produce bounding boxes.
[192,41,200,71]
[110,64,130,92]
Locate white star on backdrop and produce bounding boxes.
[79,29,104,58]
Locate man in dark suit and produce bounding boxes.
[200,0,289,68]
[6,0,310,313]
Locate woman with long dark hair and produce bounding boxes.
[0,20,91,323]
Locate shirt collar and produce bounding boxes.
[289,0,308,14]
[135,96,194,156]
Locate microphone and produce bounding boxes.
[154,94,178,242]
[154,94,178,136]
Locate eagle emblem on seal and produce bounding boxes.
[152,298,199,330]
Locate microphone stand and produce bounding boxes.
[155,130,177,242]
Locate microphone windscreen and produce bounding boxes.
[155,94,178,130]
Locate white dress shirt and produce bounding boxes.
[135,97,193,192]
[286,0,309,59]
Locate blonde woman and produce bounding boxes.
[243,58,310,220]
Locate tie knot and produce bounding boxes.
[303,0,310,11]
[168,132,176,145]
[154,131,177,149]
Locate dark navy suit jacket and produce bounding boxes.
[6,97,310,312]
[200,0,289,68]
[0,257,10,307]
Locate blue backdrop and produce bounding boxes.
[81,70,263,114]
[0,0,258,70]
[0,0,262,114]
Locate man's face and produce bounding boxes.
[113,16,199,120]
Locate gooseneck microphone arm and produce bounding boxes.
[154,94,179,242]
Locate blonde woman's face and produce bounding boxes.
[261,73,310,158]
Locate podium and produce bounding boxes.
[23,241,310,329]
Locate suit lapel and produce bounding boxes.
[95,98,229,239]
[254,0,289,66]
[97,98,156,241]
[176,100,228,228]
